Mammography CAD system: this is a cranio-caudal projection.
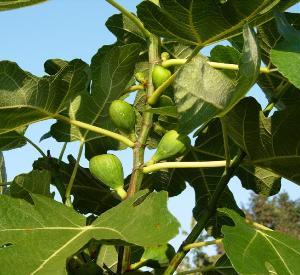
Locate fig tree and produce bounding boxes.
[89,154,127,199]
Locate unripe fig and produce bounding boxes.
[109,100,136,133]
[152,65,171,89]
[161,52,170,61]
[147,130,191,165]
[89,154,127,199]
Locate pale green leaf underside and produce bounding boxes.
[0,0,47,11]
[0,191,179,275]
[221,208,300,274]
[174,26,260,134]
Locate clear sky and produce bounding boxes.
[1,0,299,249]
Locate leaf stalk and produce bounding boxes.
[183,238,222,251]
[65,142,84,207]
[54,114,134,148]
[23,135,47,158]
[143,160,228,174]
[162,59,276,74]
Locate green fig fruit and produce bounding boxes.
[147,130,191,165]
[109,100,136,133]
[89,154,127,199]
[152,65,171,89]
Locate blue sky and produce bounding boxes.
[1,0,300,249]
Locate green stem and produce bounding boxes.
[23,135,47,158]
[65,142,84,207]
[124,84,145,94]
[183,239,222,251]
[129,259,148,271]
[143,160,228,174]
[246,219,273,231]
[105,0,150,38]
[124,6,161,272]
[59,142,67,162]
[162,59,276,74]
[163,151,246,275]
[55,114,134,148]
[127,34,159,196]
[148,46,202,105]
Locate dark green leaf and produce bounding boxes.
[209,45,240,79]
[106,13,147,46]
[0,191,179,274]
[236,164,281,196]
[0,0,47,11]
[174,26,260,134]
[194,119,281,196]
[140,244,175,268]
[0,59,89,136]
[224,97,300,185]
[248,12,300,109]
[0,128,27,151]
[270,12,300,89]
[179,120,243,237]
[33,156,119,215]
[221,208,300,275]
[49,44,140,157]
[9,170,52,203]
[162,40,195,59]
[141,170,186,197]
[203,254,238,275]
[180,154,242,237]
[137,0,294,46]
[44,59,69,75]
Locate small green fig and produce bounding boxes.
[109,100,136,133]
[147,130,191,165]
[152,65,172,89]
[89,154,127,199]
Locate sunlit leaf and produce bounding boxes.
[221,208,300,274]
[0,191,179,274]
[270,12,300,90]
